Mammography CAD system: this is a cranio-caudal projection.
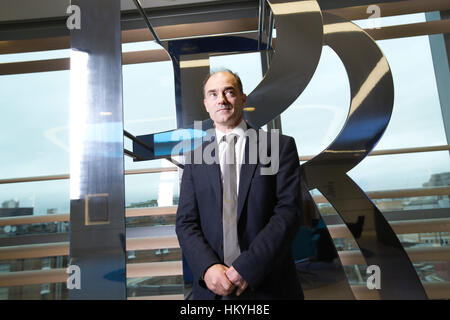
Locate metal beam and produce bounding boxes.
[426,10,450,149]
[68,0,126,299]
[2,0,447,41]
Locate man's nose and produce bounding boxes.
[218,91,228,104]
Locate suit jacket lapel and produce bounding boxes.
[204,136,222,211]
[237,133,258,223]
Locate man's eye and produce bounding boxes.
[225,90,235,96]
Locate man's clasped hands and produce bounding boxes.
[203,264,248,296]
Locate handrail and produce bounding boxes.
[0,234,179,260]
[125,205,177,218]
[0,213,70,226]
[0,167,178,185]
[126,235,179,251]
[1,217,448,261]
[126,261,183,278]
[0,145,447,185]
[0,206,178,226]
[328,218,450,239]
[0,242,69,260]
[313,186,450,204]
[299,145,450,161]
[0,186,447,226]
[0,268,67,287]
[338,246,450,266]
[351,282,450,300]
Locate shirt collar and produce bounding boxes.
[215,119,247,143]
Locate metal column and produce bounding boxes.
[68,0,126,299]
[426,10,450,149]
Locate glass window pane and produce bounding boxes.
[123,60,177,170]
[372,35,447,150]
[348,151,450,193]
[281,45,350,156]
[353,12,425,29]
[0,49,70,63]
[210,51,263,95]
[125,170,179,209]
[0,71,70,179]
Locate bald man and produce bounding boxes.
[176,70,304,300]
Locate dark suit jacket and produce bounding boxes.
[175,126,303,300]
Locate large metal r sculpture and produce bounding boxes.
[130,0,428,299]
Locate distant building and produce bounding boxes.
[402,172,450,210]
[423,172,450,188]
[0,207,33,218]
[0,199,33,218]
[1,199,19,209]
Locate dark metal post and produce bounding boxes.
[426,10,450,151]
[68,0,126,299]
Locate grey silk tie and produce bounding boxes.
[222,134,241,266]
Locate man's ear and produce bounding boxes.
[242,94,247,105]
[203,99,208,111]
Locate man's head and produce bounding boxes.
[203,70,247,131]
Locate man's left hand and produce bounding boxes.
[226,266,248,296]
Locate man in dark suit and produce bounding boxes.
[175,70,303,299]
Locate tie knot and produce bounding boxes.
[222,133,238,145]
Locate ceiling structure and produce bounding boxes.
[2,0,441,23]
[0,0,449,42]
[0,0,220,22]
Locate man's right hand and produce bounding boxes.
[203,264,235,296]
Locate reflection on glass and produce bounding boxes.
[122,61,176,171]
[0,71,70,180]
[69,49,89,200]
[127,248,182,264]
[348,152,450,192]
[125,172,179,210]
[281,45,350,156]
[127,275,183,298]
[352,12,425,29]
[0,283,69,300]
[0,49,71,63]
[0,256,69,300]
[371,35,446,151]
[0,221,69,239]
[0,179,70,217]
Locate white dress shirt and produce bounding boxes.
[215,120,247,194]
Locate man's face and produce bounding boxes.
[203,71,247,129]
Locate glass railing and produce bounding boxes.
[0,155,448,299]
[0,165,183,300]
